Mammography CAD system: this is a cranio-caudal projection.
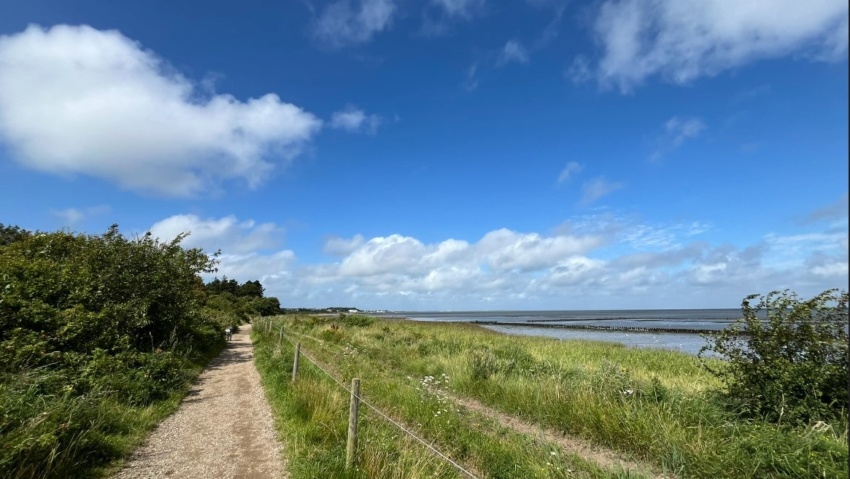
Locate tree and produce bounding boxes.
[254,296,281,316]
[0,223,30,246]
[238,280,264,298]
[700,289,849,424]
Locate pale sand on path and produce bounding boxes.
[113,324,286,479]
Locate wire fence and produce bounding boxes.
[260,318,479,479]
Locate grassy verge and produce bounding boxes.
[0,345,223,479]
[253,315,848,479]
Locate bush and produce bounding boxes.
[700,289,849,424]
[0,225,226,477]
[341,313,374,327]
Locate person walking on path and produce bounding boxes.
[113,323,286,479]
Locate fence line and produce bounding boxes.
[263,319,479,479]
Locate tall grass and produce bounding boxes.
[254,315,848,479]
[254,316,662,478]
[0,349,220,478]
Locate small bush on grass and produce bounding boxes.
[700,289,849,424]
[342,314,374,327]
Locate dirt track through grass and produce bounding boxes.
[113,324,286,479]
[448,393,675,479]
[293,339,668,478]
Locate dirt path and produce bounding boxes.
[449,394,675,479]
[114,324,286,479]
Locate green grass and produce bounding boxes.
[253,315,848,479]
[0,346,222,479]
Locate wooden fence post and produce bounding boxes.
[278,327,284,347]
[346,378,361,470]
[291,342,301,382]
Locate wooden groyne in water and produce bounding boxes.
[470,321,726,335]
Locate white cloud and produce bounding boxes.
[339,234,431,276]
[762,230,848,270]
[544,256,606,287]
[314,0,396,48]
[651,116,706,161]
[330,107,382,133]
[323,234,366,256]
[148,214,283,254]
[50,205,111,227]
[497,40,530,66]
[51,208,85,226]
[810,261,848,278]
[215,250,297,284]
[557,161,582,183]
[621,221,710,250]
[580,0,848,91]
[0,25,322,197]
[477,228,600,271]
[580,176,623,205]
[432,0,485,19]
[149,213,847,310]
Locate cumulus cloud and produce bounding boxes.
[580,176,623,205]
[477,228,600,271]
[148,214,283,254]
[576,0,848,92]
[0,25,322,197]
[497,40,530,66]
[557,161,582,183]
[323,234,366,256]
[214,250,297,283]
[330,107,382,133]
[340,234,432,276]
[651,116,705,161]
[149,212,847,310]
[313,0,396,47]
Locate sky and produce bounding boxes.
[0,0,847,311]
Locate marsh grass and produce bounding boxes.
[254,315,848,479]
[254,318,659,478]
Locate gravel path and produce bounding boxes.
[114,324,286,479]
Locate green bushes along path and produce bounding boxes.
[0,224,278,478]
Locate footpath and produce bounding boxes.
[113,324,286,479]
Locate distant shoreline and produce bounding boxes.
[468,320,722,335]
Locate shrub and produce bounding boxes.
[341,314,374,327]
[700,289,849,424]
[0,225,226,477]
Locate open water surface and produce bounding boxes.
[391,309,746,356]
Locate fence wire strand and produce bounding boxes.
[268,322,479,479]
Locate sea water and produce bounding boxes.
[393,309,745,355]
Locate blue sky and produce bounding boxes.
[0,0,846,310]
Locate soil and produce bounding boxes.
[113,324,286,479]
[449,394,677,479]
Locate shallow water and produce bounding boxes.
[482,324,711,356]
[394,309,741,356]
